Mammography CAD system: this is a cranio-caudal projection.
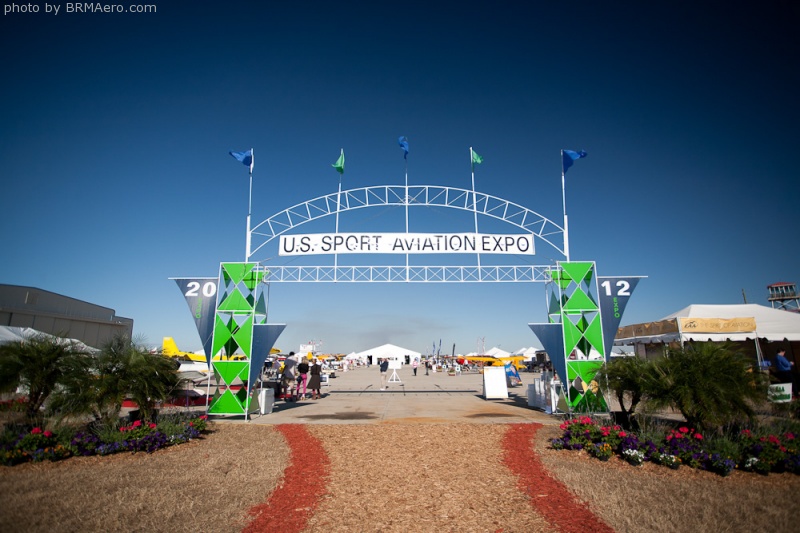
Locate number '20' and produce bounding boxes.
[185,281,217,298]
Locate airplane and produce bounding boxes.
[162,337,207,363]
[458,355,527,369]
[162,337,281,363]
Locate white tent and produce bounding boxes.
[509,347,541,358]
[616,304,800,344]
[485,346,511,358]
[615,304,800,367]
[354,343,421,364]
[344,351,365,361]
[0,326,98,353]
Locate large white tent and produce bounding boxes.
[354,343,421,364]
[616,304,800,344]
[615,304,800,366]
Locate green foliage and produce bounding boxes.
[48,335,180,424]
[641,342,769,432]
[597,356,647,417]
[0,333,89,419]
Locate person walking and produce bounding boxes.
[412,357,419,376]
[297,357,310,400]
[379,358,389,390]
[307,357,323,400]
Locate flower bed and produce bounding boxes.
[1,414,208,466]
[550,416,799,476]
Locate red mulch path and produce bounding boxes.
[243,424,330,533]
[503,423,615,533]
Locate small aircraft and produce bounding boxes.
[162,337,281,363]
[459,355,527,370]
[162,337,206,363]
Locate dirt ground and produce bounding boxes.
[2,422,800,533]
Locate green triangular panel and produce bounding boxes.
[563,287,598,312]
[209,389,245,414]
[243,268,262,290]
[218,288,253,312]
[562,262,594,284]
[212,315,233,355]
[238,364,250,381]
[563,318,583,355]
[557,276,572,290]
[213,361,249,386]
[232,315,254,356]
[583,315,605,356]
[235,387,249,405]
[568,360,604,383]
[222,263,252,285]
[572,390,608,412]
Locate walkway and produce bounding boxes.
[246,365,558,425]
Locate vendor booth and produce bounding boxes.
[615,304,800,371]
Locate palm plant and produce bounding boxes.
[597,356,648,425]
[49,335,179,423]
[642,342,768,432]
[0,333,89,420]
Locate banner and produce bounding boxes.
[597,276,642,360]
[279,232,535,256]
[174,278,218,360]
[679,317,756,334]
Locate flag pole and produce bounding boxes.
[561,150,570,262]
[334,149,343,279]
[470,147,482,274]
[246,148,254,262]
[405,152,409,282]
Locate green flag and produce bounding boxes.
[471,150,483,166]
[332,149,345,175]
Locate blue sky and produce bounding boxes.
[2,1,798,355]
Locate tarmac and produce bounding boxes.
[228,365,561,426]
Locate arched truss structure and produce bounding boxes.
[249,185,565,282]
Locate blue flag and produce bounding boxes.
[562,149,587,174]
[398,136,409,159]
[229,149,254,172]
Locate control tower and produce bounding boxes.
[767,282,800,312]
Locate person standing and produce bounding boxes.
[282,352,298,401]
[379,358,389,390]
[412,358,419,376]
[307,357,323,400]
[774,349,795,387]
[297,357,310,400]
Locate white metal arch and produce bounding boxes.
[248,185,564,282]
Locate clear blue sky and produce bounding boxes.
[2,1,798,355]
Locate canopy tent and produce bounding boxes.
[512,346,541,361]
[485,347,511,358]
[354,343,421,364]
[616,304,800,344]
[0,326,98,353]
[344,351,365,361]
[615,304,800,366]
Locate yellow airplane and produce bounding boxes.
[162,337,280,362]
[461,355,527,369]
[162,337,206,363]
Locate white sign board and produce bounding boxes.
[279,232,535,256]
[388,358,402,370]
[769,383,793,403]
[483,366,509,399]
